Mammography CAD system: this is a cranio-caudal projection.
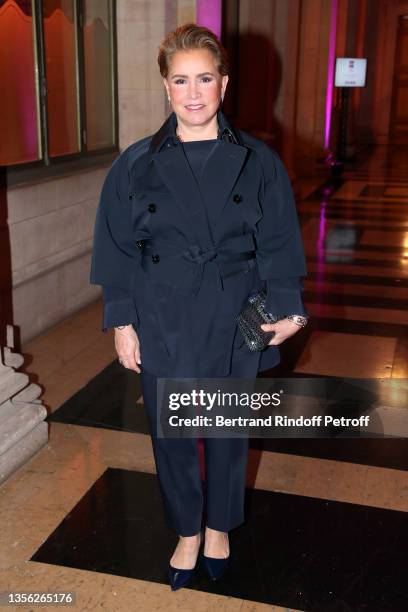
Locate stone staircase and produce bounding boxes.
[0,325,48,484]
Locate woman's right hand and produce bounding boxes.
[114,325,141,373]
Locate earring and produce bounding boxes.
[167,96,172,110]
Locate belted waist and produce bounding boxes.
[140,233,256,295]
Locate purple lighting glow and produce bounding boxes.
[324,0,338,149]
[196,0,222,39]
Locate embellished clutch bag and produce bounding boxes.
[237,288,278,351]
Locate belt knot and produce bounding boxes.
[183,244,218,265]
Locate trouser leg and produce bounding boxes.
[204,435,249,531]
[204,354,258,531]
[140,368,203,536]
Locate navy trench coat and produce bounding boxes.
[90,110,308,378]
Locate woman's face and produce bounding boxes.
[163,48,228,128]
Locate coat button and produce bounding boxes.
[148,203,156,213]
[128,193,134,200]
[233,193,242,203]
[152,254,160,263]
[135,240,144,249]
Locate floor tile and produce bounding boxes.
[294,331,396,377]
[30,467,408,611]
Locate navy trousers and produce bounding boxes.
[140,354,259,536]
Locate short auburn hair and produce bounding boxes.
[158,23,229,78]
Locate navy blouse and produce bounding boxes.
[181,138,218,184]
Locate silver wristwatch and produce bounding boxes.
[286,314,308,328]
[114,324,131,330]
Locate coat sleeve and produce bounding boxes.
[90,148,141,331]
[255,146,308,318]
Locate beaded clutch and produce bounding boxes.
[237,288,278,351]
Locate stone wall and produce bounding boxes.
[228,0,335,174]
[8,168,106,343]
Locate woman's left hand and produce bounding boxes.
[260,319,302,346]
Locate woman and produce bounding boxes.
[90,23,308,591]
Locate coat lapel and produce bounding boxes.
[200,139,248,231]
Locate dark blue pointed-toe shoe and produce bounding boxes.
[168,564,196,591]
[202,554,230,581]
[168,532,202,591]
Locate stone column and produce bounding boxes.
[0,325,48,484]
[294,0,334,174]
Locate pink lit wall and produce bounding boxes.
[196,0,222,39]
[324,0,338,149]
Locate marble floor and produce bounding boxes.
[1,145,407,611]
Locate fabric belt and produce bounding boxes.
[140,233,256,295]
